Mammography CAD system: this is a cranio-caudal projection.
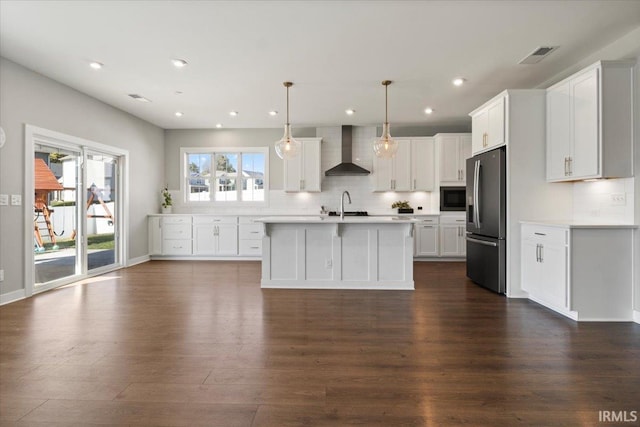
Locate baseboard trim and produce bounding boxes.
[150,256,261,261]
[634,311,640,324]
[0,289,27,306]
[127,255,150,267]
[414,257,465,262]
[261,280,414,290]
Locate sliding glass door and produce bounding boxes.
[31,134,125,293]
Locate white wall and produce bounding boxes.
[0,57,164,298]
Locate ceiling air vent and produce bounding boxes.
[519,46,558,64]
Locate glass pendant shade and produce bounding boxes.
[374,80,397,158]
[275,81,300,160]
[373,122,398,158]
[275,124,301,159]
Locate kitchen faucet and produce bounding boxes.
[340,190,351,220]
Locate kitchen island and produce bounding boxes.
[257,216,417,290]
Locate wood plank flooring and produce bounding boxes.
[1,261,639,426]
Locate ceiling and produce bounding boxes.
[1,1,639,130]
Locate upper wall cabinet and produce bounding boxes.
[436,133,471,185]
[470,95,505,155]
[546,60,634,182]
[284,137,322,192]
[373,138,435,192]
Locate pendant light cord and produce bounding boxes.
[286,84,290,126]
[385,83,388,124]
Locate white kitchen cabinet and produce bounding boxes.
[284,137,322,192]
[520,222,635,321]
[436,133,471,185]
[373,138,435,192]
[373,139,411,191]
[439,215,466,257]
[410,137,435,191]
[238,216,263,256]
[161,216,192,255]
[546,60,634,182]
[470,95,505,155]
[192,216,238,256]
[413,216,439,256]
[520,226,568,311]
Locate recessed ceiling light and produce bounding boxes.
[269,111,278,116]
[171,59,188,68]
[89,61,103,70]
[215,123,223,128]
[175,112,183,117]
[345,109,355,115]
[452,77,466,86]
[229,111,238,116]
[128,94,151,103]
[424,107,434,114]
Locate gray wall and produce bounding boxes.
[0,57,164,297]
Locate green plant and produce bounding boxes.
[391,200,411,209]
[161,187,172,208]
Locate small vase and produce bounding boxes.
[162,206,172,214]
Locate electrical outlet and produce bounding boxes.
[611,193,626,206]
[0,194,7,206]
[325,259,332,268]
[10,194,21,206]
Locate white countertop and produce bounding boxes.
[521,220,638,229]
[257,216,420,224]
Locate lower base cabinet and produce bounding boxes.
[413,214,466,259]
[521,223,635,321]
[414,217,439,256]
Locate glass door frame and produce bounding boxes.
[25,125,128,296]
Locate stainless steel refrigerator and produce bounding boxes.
[466,147,506,294]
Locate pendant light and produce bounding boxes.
[275,81,301,159]
[373,80,398,158]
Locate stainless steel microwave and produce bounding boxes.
[440,186,466,211]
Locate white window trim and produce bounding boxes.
[180,146,269,206]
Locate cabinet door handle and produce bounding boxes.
[534,232,546,236]
[390,179,393,190]
[413,179,416,190]
[564,157,568,176]
[539,244,544,263]
[536,244,540,262]
[250,246,260,249]
[568,157,572,176]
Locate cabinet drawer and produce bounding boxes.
[239,239,262,256]
[414,216,439,224]
[162,216,191,225]
[239,224,263,239]
[440,215,466,225]
[162,239,192,255]
[239,216,262,224]
[193,216,237,225]
[521,224,567,245]
[163,223,192,239]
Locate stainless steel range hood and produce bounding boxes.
[324,126,370,176]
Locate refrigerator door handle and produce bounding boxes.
[473,160,481,228]
[466,236,497,247]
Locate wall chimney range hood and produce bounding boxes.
[324,126,370,176]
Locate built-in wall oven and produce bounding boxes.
[440,186,466,211]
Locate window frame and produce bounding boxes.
[180,146,269,206]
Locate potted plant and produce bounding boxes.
[161,187,173,214]
[392,200,413,214]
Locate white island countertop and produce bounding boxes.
[257,215,419,224]
[520,220,638,229]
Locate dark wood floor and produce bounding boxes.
[1,261,638,426]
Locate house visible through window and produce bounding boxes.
[183,147,267,204]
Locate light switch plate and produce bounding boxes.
[10,194,22,206]
[0,194,8,206]
[611,193,626,206]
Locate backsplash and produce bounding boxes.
[572,177,635,223]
